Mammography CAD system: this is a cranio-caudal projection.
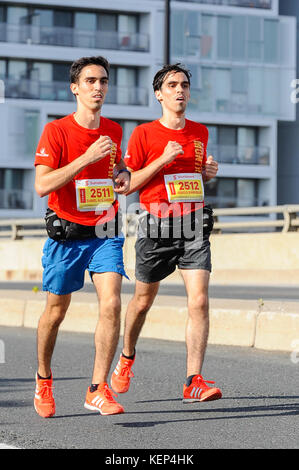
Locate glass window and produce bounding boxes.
[75,12,96,31]
[98,14,117,31]
[31,62,52,81]
[25,110,39,155]
[248,17,262,62]
[0,60,6,78]
[263,68,279,114]
[185,11,200,57]
[171,11,184,57]
[218,179,235,206]
[201,15,214,59]
[32,9,53,27]
[231,68,247,94]
[232,16,246,61]
[264,19,278,63]
[248,68,263,112]
[198,67,213,112]
[53,63,69,82]
[217,16,230,60]
[7,7,28,25]
[118,14,138,33]
[215,68,230,112]
[0,6,5,22]
[237,179,256,207]
[53,10,72,28]
[8,60,27,79]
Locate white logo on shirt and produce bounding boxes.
[36,147,49,157]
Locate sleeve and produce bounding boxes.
[34,123,62,169]
[123,126,147,171]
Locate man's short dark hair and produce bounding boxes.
[70,56,110,84]
[152,64,191,92]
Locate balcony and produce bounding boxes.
[173,0,272,8]
[207,144,270,165]
[0,23,150,52]
[3,77,148,106]
[0,189,33,210]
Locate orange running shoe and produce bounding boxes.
[183,375,222,403]
[110,354,135,394]
[84,383,124,415]
[34,372,55,418]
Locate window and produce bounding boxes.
[248,17,262,62]
[98,13,117,32]
[32,9,53,27]
[215,68,230,112]
[264,19,278,64]
[217,16,230,60]
[25,110,39,155]
[232,16,246,61]
[205,177,258,208]
[0,60,5,78]
[201,15,214,59]
[8,60,27,79]
[53,10,72,28]
[248,68,263,113]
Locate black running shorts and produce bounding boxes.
[135,211,212,283]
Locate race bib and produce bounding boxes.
[164,173,204,203]
[75,179,115,212]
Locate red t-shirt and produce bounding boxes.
[34,113,122,226]
[124,119,208,217]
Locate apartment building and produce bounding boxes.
[0,0,296,218]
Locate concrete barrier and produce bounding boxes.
[2,232,299,284]
[1,233,299,353]
[1,291,298,353]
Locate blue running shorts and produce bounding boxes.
[42,236,128,295]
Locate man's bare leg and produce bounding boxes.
[122,280,160,357]
[37,292,71,378]
[179,269,210,377]
[91,272,123,384]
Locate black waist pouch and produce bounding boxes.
[44,208,122,241]
[45,209,96,241]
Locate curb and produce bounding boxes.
[0,297,298,353]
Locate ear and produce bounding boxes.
[155,89,162,103]
[70,83,78,96]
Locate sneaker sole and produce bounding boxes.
[84,402,124,416]
[183,391,222,403]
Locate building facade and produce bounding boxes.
[0,0,296,218]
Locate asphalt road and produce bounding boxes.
[0,326,298,451]
[0,281,299,301]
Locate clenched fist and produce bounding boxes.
[84,135,113,164]
[202,155,218,181]
[161,141,184,166]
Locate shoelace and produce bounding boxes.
[120,364,134,378]
[103,385,118,402]
[194,375,215,388]
[38,383,54,401]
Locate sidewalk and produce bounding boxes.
[0,279,298,353]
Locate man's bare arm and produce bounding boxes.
[35,136,112,197]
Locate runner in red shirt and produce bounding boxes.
[33,56,131,418]
[111,64,222,403]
